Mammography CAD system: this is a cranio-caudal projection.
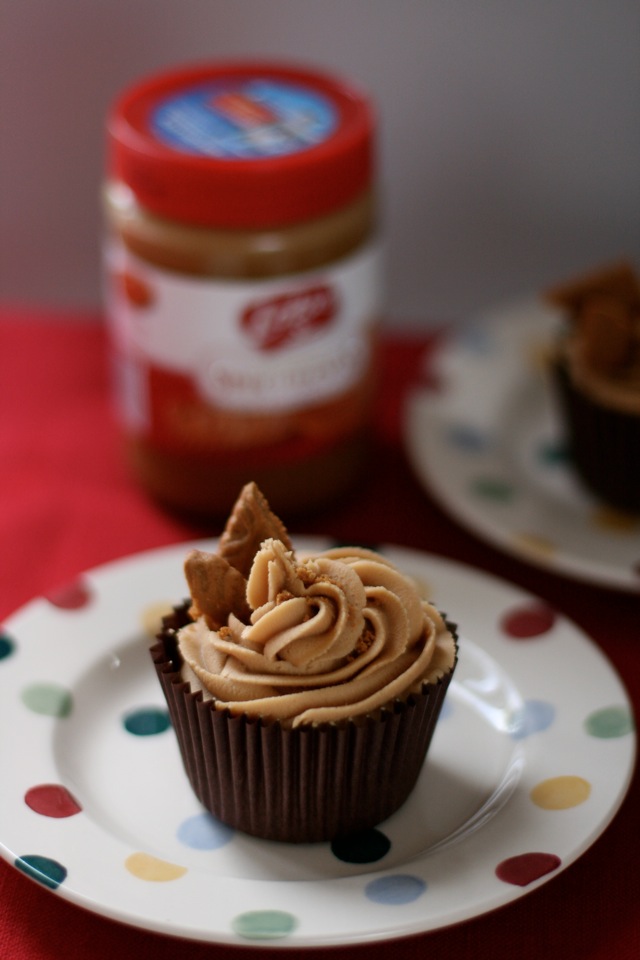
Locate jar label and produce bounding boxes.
[105,242,381,460]
[151,79,337,159]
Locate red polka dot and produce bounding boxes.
[500,603,556,639]
[421,369,444,392]
[45,579,92,609]
[496,852,561,886]
[25,784,82,818]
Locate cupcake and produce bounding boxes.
[151,482,458,842]
[547,261,640,512]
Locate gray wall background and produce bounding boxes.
[2,0,639,327]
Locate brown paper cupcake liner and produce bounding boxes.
[553,359,640,513]
[151,604,457,843]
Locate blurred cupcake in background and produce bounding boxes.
[547,261,640,513]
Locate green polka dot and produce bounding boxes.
[232,910,297,940]
[15,854,67,890]
[0,633,15,661]
[21,683,72,717]
[538,440,568,466]
[471,477,515,502]
[585,706,634,739]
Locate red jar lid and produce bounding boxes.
[107,60,375,229]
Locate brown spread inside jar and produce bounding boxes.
[104,62,381,519]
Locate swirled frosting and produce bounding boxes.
[548,261,640,414]
[178,540,456,727]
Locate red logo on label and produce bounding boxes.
[211,91,277,127]
[241,285,338,350]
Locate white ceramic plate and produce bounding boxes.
[0,539,634,947]
[406,298,640,592]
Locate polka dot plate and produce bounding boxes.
[406,298,640,591]
[0,539,634,947]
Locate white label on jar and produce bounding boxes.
[105,240,382,416]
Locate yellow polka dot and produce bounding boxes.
[591,506,639,534]
[140,601,174,638]
[125,852,187,882]
[513,533,557,560]
[530,776,591,810]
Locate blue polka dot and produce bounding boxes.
[365,874,427,905]
[15,854,67,890]
[177,813,234,850]
[0,633,15,661]
[458,326,494,355]
[508,699,555,739]
[447,424,490,453]
[123,707,171,736]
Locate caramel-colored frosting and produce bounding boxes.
[562,334,640,413]
[547,261,640,413]
[178,540,456,727]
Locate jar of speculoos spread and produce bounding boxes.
[104,60,382,518]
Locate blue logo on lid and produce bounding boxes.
[152,79,337,159]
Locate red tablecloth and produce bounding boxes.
[1,310,638,960]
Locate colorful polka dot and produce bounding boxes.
[24,784,82,818]
[512,532,557,560]
[45,578,92,609]
[585,706,634,739]
[447,424,490,452]
[501,603,556,638]
[177,813,234,850]
[124,852,187,882]
[0,632,15,660]
[365,874,426,904]
[537,440,568,467]
[530,776,591,810]
[123,706,171,736]
[15,854,67,890]
[232,910,297,940]
[458,326,493,354]
[21,683,72,717]
[496,852,561,886]
[508,700,555,739]
[471,476,515,502]
[331,828,391,864]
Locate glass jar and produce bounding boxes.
[104,61,382,518]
